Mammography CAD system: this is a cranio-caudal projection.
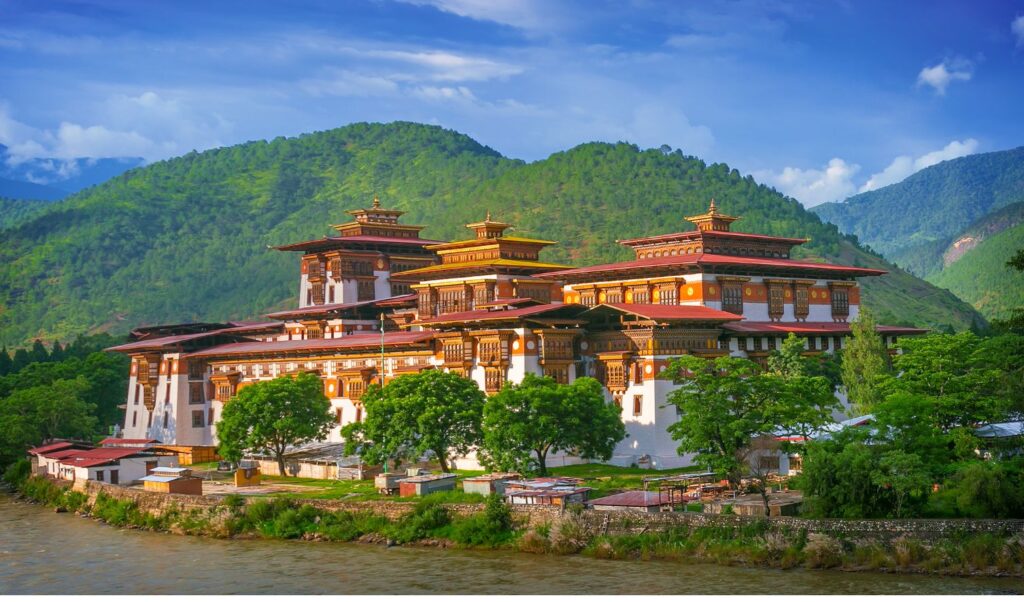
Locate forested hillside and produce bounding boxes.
[931,222,1024,321]
[813,146,1024,259]
[0,197,53,230]
[0,122,984,347]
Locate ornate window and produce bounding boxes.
[604,288,623,304]
[658,285,677,305]
[311,282,325,305]
[722,284,743,315]
[189,382,205,404]
[831,288,850,319]
[768,284,785,320]
[543,365,569,384]
[579,290,596,307]
[631,287,649,304]
[484,368,505,393]
[192,410,205,428]
[604,363,625,390]
[794,285,809,320]
[720,284,745,317]
[357,280,375,302]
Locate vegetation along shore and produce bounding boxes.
[5,468,1023,579]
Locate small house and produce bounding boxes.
[589,490,669,513]
[503,477,591,506]
[398,473,457,497]
[140,466,204,495]
[462,472,520,496]
[28,443,179,485]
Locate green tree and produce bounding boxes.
[0,347,10,376]
[801,428,895,518]
[0,376,98,468]
[216,373,333,475]
[664,355,836,511]
[481,375,625,476]
[870,450,932,518]
[343,370,485,472]
[840,310,892,413]
[767,332,809,377]
[29,340,49,364]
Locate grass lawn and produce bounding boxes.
[202,462,699,503]
[549,463,700,499]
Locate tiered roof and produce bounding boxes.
[392,213,569,280]
[274,197,440,254]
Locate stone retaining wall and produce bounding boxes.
[79,481,1024,541]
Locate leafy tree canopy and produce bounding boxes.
[480,374,625,476]
[343,369,485,472]
[216,372,333,475]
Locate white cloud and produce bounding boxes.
[397,0,553,32]
[411,85,478,102]
[917,58,973,95]
[300,70,400,97]
[859,138,979,192]
[366,49,522,82]
[0,92,232,164]
[1013,15,1024,46]
[754,158,860,207]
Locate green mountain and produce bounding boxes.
[0,122,984,346]
[929,213,1024,322]
[813,146,1024,259]
[0,197,54,230]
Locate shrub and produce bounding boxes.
[388,498,452,543]
[803,534,843,569]
[3,458,31,486]
[517,528,551,554]
[962,534,1002,570]
[548,509,594,554]
[221,494,246,509]
[447,495,516,547]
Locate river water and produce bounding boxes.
[1,495,1021,595]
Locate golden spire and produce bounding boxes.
[709,198,717,213]
[486,210,492,221]
[372,196,381,209]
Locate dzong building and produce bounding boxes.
[109,198,924,469]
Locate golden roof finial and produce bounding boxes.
[709,198,717,213]
[486,210,492,221]
[372,195,381,209]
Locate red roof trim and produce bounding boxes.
[274,235,443,251]
[538,253,886,279]
[184,330,437,358]
[411,303,584,326]
[618,230,808,246]
[593,303,742,322]
[723,321,928,335]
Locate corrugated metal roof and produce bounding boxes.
[723,322,928,335]
[139,475,180,483]
[590,490,668,507]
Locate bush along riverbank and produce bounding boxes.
[7,471,1024,578]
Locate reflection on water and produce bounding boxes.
[0,495,1020,595]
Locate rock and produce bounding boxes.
[54,507,67,513]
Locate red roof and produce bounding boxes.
[266,295,418,319]
[274,235,443,252]
[412,303,585,326]
[99,438,159,447]
[107,322,283,353]
[723,321,928,335]
[27,441,83,456]
[590,490,670,507]
[44,447,145,468]
[184,330,437,358]
[538,252,886,280]
[266,299,380,320]
[593,303,742,322]
[618,230,809,246]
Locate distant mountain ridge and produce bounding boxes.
[813,146,1024,258]
[812,146,1024,322]
[0,144,143,200]
[0,121,984,346]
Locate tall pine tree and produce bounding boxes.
[840,310,892,413]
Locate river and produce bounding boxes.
[1,495,1021,595]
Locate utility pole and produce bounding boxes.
[380,311,388,474]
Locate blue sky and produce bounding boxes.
[2,0,1023,206]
